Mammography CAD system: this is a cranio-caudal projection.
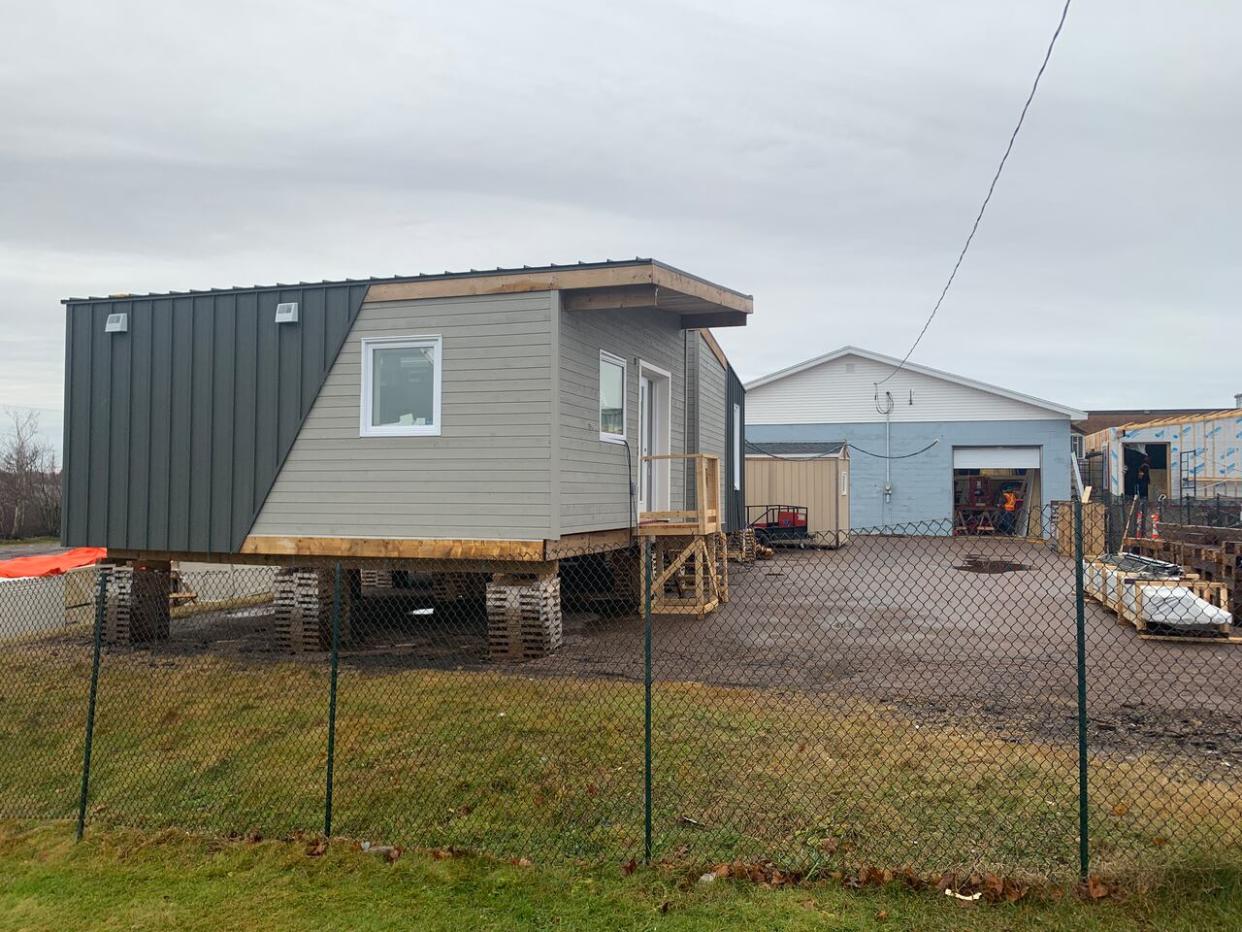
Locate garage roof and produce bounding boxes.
[746,345,1085,420]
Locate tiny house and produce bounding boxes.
[60,260,751,647]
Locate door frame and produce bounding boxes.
[637,360,672,513]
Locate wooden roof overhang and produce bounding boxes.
[364,259,752,329]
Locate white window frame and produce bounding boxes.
[599,350,628,444]
[733,403,742,490]
[359,335,443,437]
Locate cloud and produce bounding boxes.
[2,0,1239,426]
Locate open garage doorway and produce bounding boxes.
[952,446,1042,537]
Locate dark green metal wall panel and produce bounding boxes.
[61,283,370,553]
[725,366,746,533]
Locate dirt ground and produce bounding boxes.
[538,536,1242,767]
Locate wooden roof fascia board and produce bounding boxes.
[697,329,729,369]
[561,284,661,311]
[1116,409,1240,433]
[650,262,754,315]
[364,264,656,304]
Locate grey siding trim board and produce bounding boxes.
[61,282,370,551]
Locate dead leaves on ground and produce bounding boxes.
[682,858,1120,905]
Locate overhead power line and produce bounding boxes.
[876,0,1073,386]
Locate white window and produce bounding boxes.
[599,350,627,442]
[733,403,742,490]
[360,336,442,437]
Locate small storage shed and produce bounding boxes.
[745,442,850,545]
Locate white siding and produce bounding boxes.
[252,292,555,540]
[747,353,1064,425]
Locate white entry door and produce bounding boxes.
[639,374,655,513]
[637,363,671,514]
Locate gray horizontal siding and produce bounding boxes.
[61,283,368,552]
[251,292,556,541]
[693,339,728,514]
[558,307,687,535]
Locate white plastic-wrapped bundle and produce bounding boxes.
[1134,586,1233,629]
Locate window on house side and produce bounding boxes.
[599,351,627,442]
[360,336,442,437]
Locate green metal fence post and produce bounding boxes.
[324,562,342,839]
[1073,497,1090,880]
[76,566,107,842]
[643,539,653,866]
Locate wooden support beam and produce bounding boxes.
[241,535,546,562]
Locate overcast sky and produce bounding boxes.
[3,0,1239,451]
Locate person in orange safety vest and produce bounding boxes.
[1000,488,1019,535]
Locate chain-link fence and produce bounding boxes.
[3,504,1242,886]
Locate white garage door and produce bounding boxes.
[953,446,1041,469]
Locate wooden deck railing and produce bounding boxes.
[637,454,721,536]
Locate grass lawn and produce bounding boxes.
[3,641,1242,890]
[3,821,1242,931]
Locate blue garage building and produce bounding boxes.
[745,347,1085,532]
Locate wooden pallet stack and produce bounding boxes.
[360,569,396,594]
[727,527,757,564]
[485,573,563,661]
[432,571,487,605]
[272,567,350,653]
[102,563,171,645]
[1126,524,1242,615]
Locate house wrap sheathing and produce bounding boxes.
[1083,410,1242,499]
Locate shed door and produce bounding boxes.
[952,447,1041,470]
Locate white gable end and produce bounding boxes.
[747,352,1069,425]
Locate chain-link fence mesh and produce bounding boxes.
[3,503,1242,885]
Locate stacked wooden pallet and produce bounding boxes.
[1127,524,1242,616]
[272,568,350,653]
[728,527,757,564]
[103,563,170,645]
[485,573,563,661]
[360,569,396,594]
[432,571,486,605]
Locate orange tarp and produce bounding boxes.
[0,547,107,579]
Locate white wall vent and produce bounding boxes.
[104,312,128,333]
[275,302,299,324]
